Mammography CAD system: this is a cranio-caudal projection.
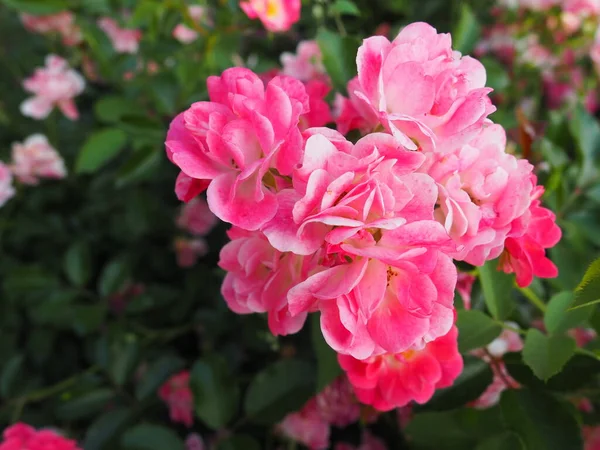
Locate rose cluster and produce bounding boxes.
[165,22,561,411]
[0,423,80,450]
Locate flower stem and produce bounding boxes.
[518,285,547,313]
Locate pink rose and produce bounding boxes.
[347,22,495,151]
[424,124,535,266]
[314,376,361,427]
[0,163,15,208]
[281,41,326,82]
[176,197,218,236]
[219,227,320,335]
[158,371,194,428]
[21,55,85,120]
[278,399,330,450]
[338,326,463,411]
[21,11,82,47]
[165,68,308,230]
[175,238,209,268]
[173,6,209,44]
[0,423,81,450]
[97,17,142,54]
[240,0,301,32]
[10,134,66,185]
[500,185,561,287]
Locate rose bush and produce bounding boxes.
[0,0,600,449]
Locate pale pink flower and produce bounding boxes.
[564,0,600,16]
[0,423,81,450]
[158,371,194,428]
[176,197,218,236]
[175,238,209,268]
[165,67,308,230]
[335,431,387,450]
[21,55,85,120]
[475,25,516,64]
[240,0,301,32]
[585,426,600,450]
[281,41,325,82]
[219,227,320,335]
[21,11,82,47]
[510,0,558,10]
[471,362,519,409]
[424,124,535,266]
[10,134,66,185]
[472,322,523,363]
[173,6,208,44]
[278,399,330,450]
[97,18,142,54]
[500,184,561,287]
[0,163,16,208]
[185,433,205,450]
[456,272,475,309]
[338,326,463,411]
[314,376,361,427]
[347,22,495,151]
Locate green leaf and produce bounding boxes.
[1,0,68,14]
[406,407,505,449]
[121,424,185,450]
[63,242,92,287]
[311,314,342,392]
[56,389,115,421]
[1,354,24,398]
[568,104,600,186]
[500,389,582,450]
[135,355,185,400]
[84,408,132,450]
[545,291,592,333]
[457,310,503,353]
[115,147,161,188]
[316,28,359,95]
[480,57,510,92]
[522,329,575,380]
[422,355,493,411]
[475,432,525,450]
[570,258,600,310]
[479,259,515,320]
[76,129,127,174]
[216,435,261,450]
[109,335,140,386]
[245,359,316,424]
[330,0,360,16]
[190,356,239,429]
[98,257,130,297]
[453,3,481,54]
[71,303,108,335]
[504,352,600,391]
[94,96,140,123]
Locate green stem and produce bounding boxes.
[333,11,347,36]
[575,347,600,360]
[9,365,101,421]
[518,286,547,313]
[497,321,526,336]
